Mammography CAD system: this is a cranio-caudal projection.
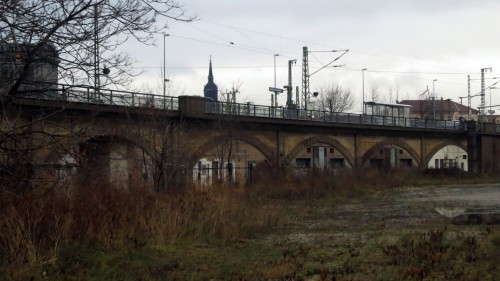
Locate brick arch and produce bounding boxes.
[424,141,467,166]
[362,139,421,167]
[189,133,274,167]
[284,136,354,167]
[44,134,154,164]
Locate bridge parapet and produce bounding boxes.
[178,95,208,117]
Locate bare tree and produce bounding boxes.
[370,84,386,103]
[0,0,195,94]
[315,83,354,113]
[135,115,185,192]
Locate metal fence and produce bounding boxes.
[18,83,179,110]
[15,83,500,132]
[206,101,469,131]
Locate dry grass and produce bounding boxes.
[1,168,498,280]
[0,181,282,272]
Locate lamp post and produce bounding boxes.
[273,54,279,107]
[163,34,170,99]
[362,68,367,114]
[433,79,438,120]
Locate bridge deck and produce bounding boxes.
[10,83,500,133]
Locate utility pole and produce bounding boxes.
[480,67,492,118]
[433,79,437,120]
[285,59,296,108]
[302,46,309,110]
[468,75,471,120]
[295,86,300,108]
[93,1,100,98]
[362,68,367,113]
[163,34,170,99]
[301,46,349,111]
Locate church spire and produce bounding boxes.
[204,57,218,102]
[208,57,214,81]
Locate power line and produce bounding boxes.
[195,19,474,73]
[167,33,296,58]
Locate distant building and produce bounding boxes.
[398,99,479,121]
[203,59,218,102]
[485,115,500,124]
[0,43,59,95]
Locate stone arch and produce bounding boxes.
[362,139,421,167]
[189,133,274,168]
[72,134,156,188]
[284,136,354,167]
[424,141,467,167]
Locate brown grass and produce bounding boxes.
[1,167,497,278]
[0,181,283,269]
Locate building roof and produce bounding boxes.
[398,99,479,114]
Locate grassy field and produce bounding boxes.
[1,169,499,280]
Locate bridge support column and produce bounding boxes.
[420,137,426,171]
[277,130,284,167]
[354,134,362,171]
[466,121,480,174]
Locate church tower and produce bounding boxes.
[203,59,218,102]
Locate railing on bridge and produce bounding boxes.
[14,84,500,132]
[205,101,468,131]
[17,83,179,111]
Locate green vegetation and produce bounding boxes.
[1,169,499,280]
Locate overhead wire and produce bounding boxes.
[171,19,492,80]
[196,19,476,73]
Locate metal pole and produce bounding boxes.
[362,68,367,114]
[468,75,471,120]
[302,46,309,110]
[163,35,166,99]
[433,79,437,120]
[94,1,100,98]
[273,54,279,107]
[480,67,492,119]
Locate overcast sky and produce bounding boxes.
[127,0,500,113]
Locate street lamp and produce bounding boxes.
[362,68,367,114]
[163,34,170,99]
[273,54,279,107]
[433,79,438,120]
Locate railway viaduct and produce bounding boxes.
[2,94,499,189]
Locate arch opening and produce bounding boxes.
[363,144,419,170]
[192,139,268,186]
[78,136,151,189]
[427,145,468,171]
[285,137,354,172]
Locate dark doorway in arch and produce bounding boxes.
[399,159,413,168]
[293,144,350,171]
[365,145,417,171]
[370,159,383,169]
[330,158,345,168]
[295,158,311,168]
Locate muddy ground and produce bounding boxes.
[270,183,500,246]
